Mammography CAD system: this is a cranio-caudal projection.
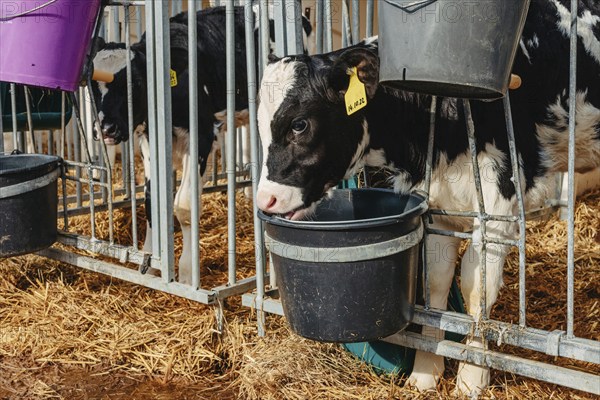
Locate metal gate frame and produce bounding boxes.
[241,0,600,395]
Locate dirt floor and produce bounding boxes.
[1,189,599,400]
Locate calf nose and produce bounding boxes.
[101,123,116,136]
[256,190,278,212]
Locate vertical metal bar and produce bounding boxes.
[463,99,488,320]
[285,0,303,55]
[68,93,96,239]
[23,86,35,153]
[245,0,266,336]
[566,0,578,339]
[188,0,201,289]
[226,0,237,285]
[351,0,360,45]
[153,1,176,281]
[341,0,349,48]
[423,96,437,310]
[89,84,111,227]
[72,95,82,208]
[0,88,3,153]
[145,1,161,262]
[258,0,269,80]
[10,84,18,151]
[48,131,55,155]
[61,167,69,230]
[60,92,66,158]
[273,0,286,57]
[125,4,139,249]
[324,0,333,52]
[366,0,374,38]
[503,94,528,327]
[135,7,143,41]
[315,0,323,54]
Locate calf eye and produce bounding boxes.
[291,119,309,135]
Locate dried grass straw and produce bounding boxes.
[1,182,598,399]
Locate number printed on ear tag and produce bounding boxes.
[170,69,178,87]
[345,67,367,116]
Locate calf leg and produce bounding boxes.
[456,218,514,398]
[138,134,153,253]
[406,219,461,391]
[174,152,203,286]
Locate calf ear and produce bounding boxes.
[169,23,189,73]
[328,48,379,99]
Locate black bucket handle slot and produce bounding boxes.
[264,222,423,263]
[383,0,438,14]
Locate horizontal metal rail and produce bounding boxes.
[39,247,215,304]
[384,331,600,396]
[242,294,599,365]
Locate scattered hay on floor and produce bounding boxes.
[1,188,599,399]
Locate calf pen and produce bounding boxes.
[0,0,598,396]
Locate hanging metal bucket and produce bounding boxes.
[378,0,531,99]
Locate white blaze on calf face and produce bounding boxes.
[256,59,306,217]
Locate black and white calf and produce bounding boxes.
[255,0,599,396]
[91,6,312,284]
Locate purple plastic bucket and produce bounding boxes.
[0,0,101,92]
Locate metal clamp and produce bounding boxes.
[546,330,565,357]
[0,0,59,21]
[383,0,438,13]
[264,222,423,263]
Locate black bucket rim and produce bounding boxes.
[0,153,62,177]
[259,189,428,231]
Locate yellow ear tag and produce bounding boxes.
[345,67,367,116]
[170,69,178,87]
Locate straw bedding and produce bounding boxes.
[1,178,598,399]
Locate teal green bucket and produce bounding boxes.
[342,278,465,375]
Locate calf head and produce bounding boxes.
[90,23,190,145]
[91,39,148,145]
[256,47,379,219]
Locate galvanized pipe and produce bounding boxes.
[24,86,35,153]
[503,94,528,327]
[188,1,201,289]
[153,1,175,281]
[226,0,238,285]
[60,92,66,158]
[341,0,350,48]
[566,0,578,339]
[352,0,360,44]
[422,96,437,309]
[259,0,270,79]
[88,81,115,244]
[145,1,161,263]
[324,0,333,52]
[286,0,304,55]
[315,0,323,54]
[366,0,374,38]
[67,92,97,239]
[245,0,266,336]
[125,3,139,249]
[10,84,18,151]
[0,87,3,153]
[385,331,600,395]
[463,99,488,320]
[273,0,287,57]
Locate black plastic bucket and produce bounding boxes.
[259,189,428,343]
[0,154,62,257]
[379,0,531,99]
